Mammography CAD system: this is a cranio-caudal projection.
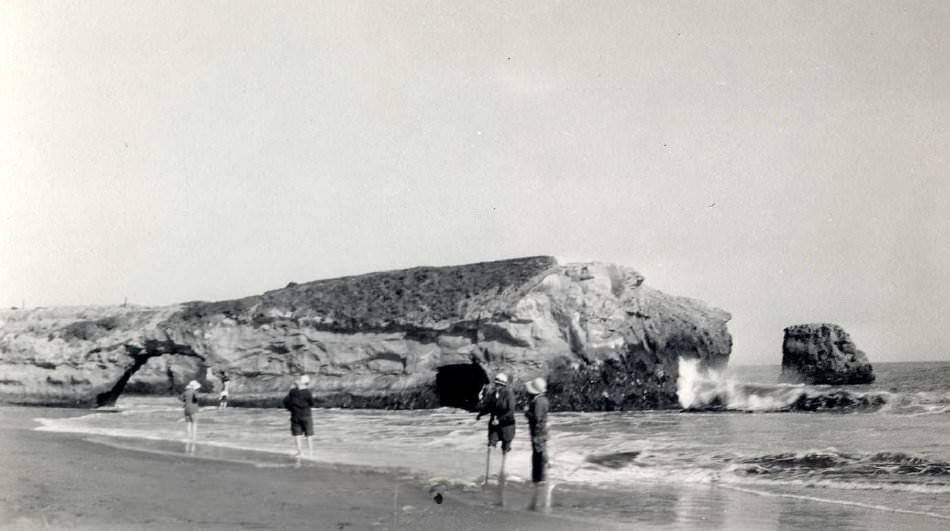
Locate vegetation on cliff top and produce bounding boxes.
[173,256,558,329]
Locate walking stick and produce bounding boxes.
[497,451,507,507]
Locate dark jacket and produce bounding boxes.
[283,387,314,419]
[477,384,516,427]
[525,394,549,453]
[181,389,199,415]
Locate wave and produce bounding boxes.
[576,447,950,495]
[734,450,950,478]
[677,359,890,413]
[878,391,950,416]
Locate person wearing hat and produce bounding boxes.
[282,374,315,457]
[181,380,202,442]
[476,372,516,499]
[525,376,550,512]
[218,372,231,409]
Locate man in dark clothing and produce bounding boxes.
[283,374,315,457]
[525,376,550,512]
[476,372,516,500]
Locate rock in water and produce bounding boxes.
[0,257,732,409]
[781,323,874,385]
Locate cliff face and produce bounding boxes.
[781,323,874,385]
[0,257,732,410]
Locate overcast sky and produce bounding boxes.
[1,1,947,365]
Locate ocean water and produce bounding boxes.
[34,361,950,528]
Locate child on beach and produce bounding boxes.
[282,374,315,458]
[181,380,201,442]
[218,373,231,409]
[525,376,550,512]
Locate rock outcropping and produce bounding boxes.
[0,257,732,410]
[781,323,874,385]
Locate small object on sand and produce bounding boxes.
[429,485,444,504]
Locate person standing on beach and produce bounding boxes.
[525,376,550,512]
[283,374,315,458]
[476,372,516,497]
[181,380,201,442]
[218,373,231,409]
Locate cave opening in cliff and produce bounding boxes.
[435,363,489,410]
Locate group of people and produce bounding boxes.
[477,372,550,512]
[179,372,314,458]
[179,369,551,511]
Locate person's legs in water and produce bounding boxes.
[528,450,549,512]
[496,426,514,506]
[485,424,500,486]
[291,416,314,457]
[498,424,514,482]
[291,417,304,456]
[293,435,304,457]
[302,416,314,458]
[184,412,197,441]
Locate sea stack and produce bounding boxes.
[0,256,732,410]
[781,323,874,385]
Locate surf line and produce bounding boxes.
[79,436,305,469]
[719,483,950,521]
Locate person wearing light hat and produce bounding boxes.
[282,374,315,457]
[525,376,550,512]
[217,372,231,409]
[476,372,516,503]
[180,380,202,443]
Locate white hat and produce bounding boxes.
[494,373,509,385]
[296,374,311,386]
[186,380,201,390]
[526,377,547,395]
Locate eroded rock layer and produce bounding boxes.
[0,257,731,409]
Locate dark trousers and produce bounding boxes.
[531,450,547,483]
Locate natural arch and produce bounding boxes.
[95,339,203,407]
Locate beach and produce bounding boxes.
[5,376,950,530]
[0,407,612,530]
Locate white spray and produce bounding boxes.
[677,358,809,411]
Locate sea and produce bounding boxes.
[34,361,950,529]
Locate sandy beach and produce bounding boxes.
[0,407,614,530]
[4,404,950,530]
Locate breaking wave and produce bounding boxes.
[677,359,892,413]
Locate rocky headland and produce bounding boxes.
[0,257,732,410]
[781,323,874,385]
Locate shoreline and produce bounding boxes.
[0,406,619,530]
[4,405,950,530]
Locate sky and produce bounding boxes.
[1,1,948,365]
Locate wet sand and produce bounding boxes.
[0,407,610,530]
[3,406,949,530]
